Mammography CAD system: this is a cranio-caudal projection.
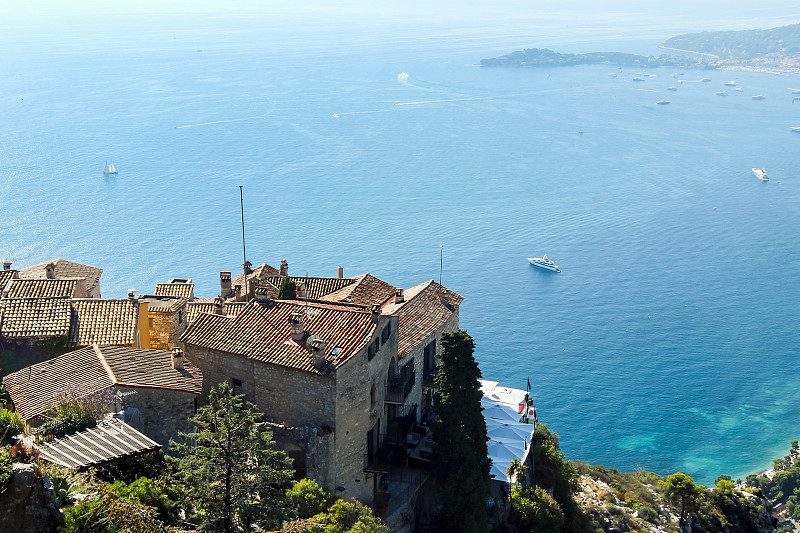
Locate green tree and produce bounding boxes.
[171,382,294,532]
[313,499,387,533]
[510,485,565,533]
[659,472,701,528]
[432,330,491,533]
[278,278,297,300]
[286,479,336,520]
[507,457,529,487]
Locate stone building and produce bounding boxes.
[3,345,202,448]
[136,295,188,351]
[181,298,399,504]
[181,259,463,511]
[17,259,103,298]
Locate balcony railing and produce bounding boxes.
[385,366,416,404]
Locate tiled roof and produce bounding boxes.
[231,263,280,292]
[19,259,102,295]
[0,270,18,291]
[5,279,78,299]
[3,345,202,421]
[383,281,463,358]
[154,282,194,299]
[70,299,139,347]
[320,273,396,307]
[37,418,161,469]
[266,276,356,300]
[181,300,377,373]
[137,295,186,313]
[0,297,72,338]
[187,299,219,324]
[224,302,248,317]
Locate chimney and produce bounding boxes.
[289,312,305,342]
[214,296,224,314]
[45,262,56,279]
[439,288,449,305]
[371,304,381,322]
[394,288,404,304]
[243,261,253,275]
[171,347,184,370]
[336,266,343,279]
[309,335,327,370]
[296,281,306,299]
[127,288,136,300]
[1,260,10,271]
[280,259,288,277]
[220,271,232,298]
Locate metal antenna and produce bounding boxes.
[239,186,248,296]
[439,244,443,285]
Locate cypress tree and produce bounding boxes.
[432,329,491,533]
[278,277,297,300]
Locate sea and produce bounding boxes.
[2,3,799,485]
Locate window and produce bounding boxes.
[178,310,183,324]
[232,378,243,397]
[370,384,376,408]
[367,339,379,361]
[381,322,392,343]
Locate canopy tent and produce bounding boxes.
[482,397,534,482]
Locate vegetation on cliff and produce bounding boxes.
[480,48,709,69]
[662,23,800,59]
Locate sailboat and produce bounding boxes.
[103,161,118,175]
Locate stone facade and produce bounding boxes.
[146,303,188,351]
[116,385,197,450]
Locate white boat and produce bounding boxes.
[752,168,768,181]
[667,86,677,91]
[527,255,561,272]
[632,77,645,82]
[716,91,728,96]
[752,94,765,100]
[656,100,670,105]
[791,127,800,132]
[103,161,118,175]
[700,78,712,82]
[788,88,800,94]
[725,80,737,86]
[735,87,743,92]
[608,73,618,77]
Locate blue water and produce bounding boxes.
[2,5,800,485]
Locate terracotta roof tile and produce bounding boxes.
[19,259,102,295]
[154,282,194,299]
[0,270,18,290]
[137,295,186,313]
[5,279,79,299]
[0,297,72,338]
[187,300,219,324]
[266,276,356,300]
[181,300,377,373]
[224,302,248,317]
[70,299,139,347]
[231,263,280,291]
[383,281,463,358]
[320,273,396,306]
[38,418,161,469]
[3,345,202,421]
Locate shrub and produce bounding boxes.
[637,505,658,523]
[286,479,336,519]
[510,485,565,533]
[0,450,13,495]
[0,408,24,443]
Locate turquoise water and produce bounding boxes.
[2,6,800,484]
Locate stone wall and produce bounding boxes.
[332,314,398,505]
[147,305,187,351]
[0,463,62,533]
[116,385,196,450]
[269,423,335,489]
[404,307,460,422]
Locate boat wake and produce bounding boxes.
[175,115,265,129]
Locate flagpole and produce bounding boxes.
[439,244,443,285]
[239,186,248,297]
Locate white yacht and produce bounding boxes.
[716,91,728,96]
[752,168,768,181]
[667,86,678,91]
[527,255,561,272]
[725,80,737,86]
[656,100,670,105]
[752,94,765,100]
[790,127,800,132]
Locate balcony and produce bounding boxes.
[384,366,415,404]
[364,446,393,474]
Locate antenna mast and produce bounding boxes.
[239,186,248,297]
[439,244,443,285]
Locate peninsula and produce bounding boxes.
[480,23,800,75]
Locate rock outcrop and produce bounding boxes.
[0,463,63,533]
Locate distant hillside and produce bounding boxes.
[479,48,709,69]
[662,23,800,59]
